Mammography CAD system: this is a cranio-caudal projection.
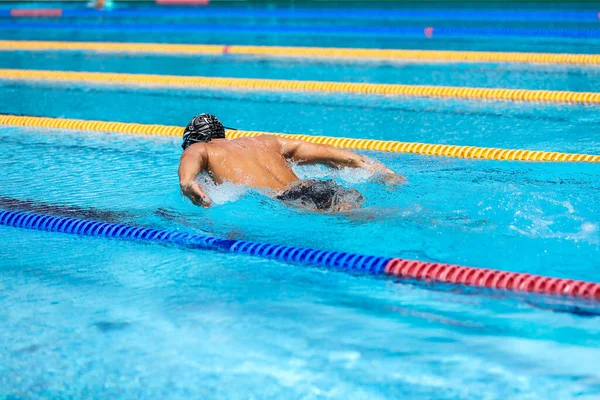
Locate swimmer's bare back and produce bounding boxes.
[178,134,406,208]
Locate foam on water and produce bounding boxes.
[199,177,252,205]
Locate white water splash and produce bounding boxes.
[199,178,251,205]
[294,164,372,184]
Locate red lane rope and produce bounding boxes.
[0,207,598,302]
[155,0,209,5]
[385,259,600,300]
[10,9,63,17]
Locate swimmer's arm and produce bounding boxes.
[178,147,212,208]
[276,137,407,184]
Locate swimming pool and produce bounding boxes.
[1,1,600,398]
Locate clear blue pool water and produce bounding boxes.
[1,2,600,399]
[4,25,600,54]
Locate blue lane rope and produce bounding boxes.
[0,209,391,274]
[0,22,599,39]
[1,8,599,22]
[4,208,600,302]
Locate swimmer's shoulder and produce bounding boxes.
[183,142,208,153]
[181,142,209,161]
[252,134,281,142]
[204,135,282,152]
[243,134,284,149]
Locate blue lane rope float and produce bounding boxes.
[0,209,391,273]
[2,209,600,301]
[1,22,599,39]
[2,8,600,22]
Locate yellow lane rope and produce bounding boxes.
[1,40,599,66]
[1,68,599,105]
[1,114,598,163]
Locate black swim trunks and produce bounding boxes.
[276,179,364,211]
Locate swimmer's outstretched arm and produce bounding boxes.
[275,137,407,184]
[178,145,213,208]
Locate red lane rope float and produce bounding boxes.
[385,260,600,299]
[155,0,209,5]
[1,208,599,301]
[10,9,63,17]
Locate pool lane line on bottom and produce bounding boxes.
[1,68,600,106]
[2,209,599,301]
[2,40,599,66]
[2,114,599,163]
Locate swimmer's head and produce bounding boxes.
[182,113,226,150]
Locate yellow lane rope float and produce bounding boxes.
[1,68,599,105]
[1,114,598,163]
[0,40,599,66]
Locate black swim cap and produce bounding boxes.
[182,113,226,150]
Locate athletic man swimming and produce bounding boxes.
[178,114,406,212]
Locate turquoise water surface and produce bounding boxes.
[1,2,600,399]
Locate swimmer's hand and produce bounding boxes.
[362,158,408,185]
[180,181,212,208]
[380,173,408,185]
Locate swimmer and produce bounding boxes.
[178,114,406,212]
[87,0,113,10]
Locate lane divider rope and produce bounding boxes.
[1,68,600,105]
[9,9,63,17]
[1,22,599,39]
[155,0,210,5]
[2,114,598,163]
[3,8,599,21]
[2,209,599,301]
[1,40,599,66]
